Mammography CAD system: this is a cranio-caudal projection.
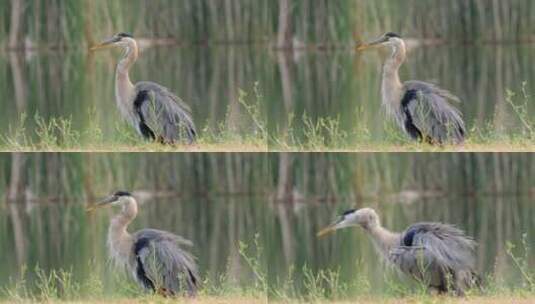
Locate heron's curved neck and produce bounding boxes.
[381,42,406,110]
[116,39,138,80]
[366,224,401,257]
[108,199,137,265]
[115,39,138,119]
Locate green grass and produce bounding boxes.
[267,237,535,303]
[0,237,268,303]
[0,83,533,152]
[1,236,533,303]
[0,85,267,152]
[270,83,535,152]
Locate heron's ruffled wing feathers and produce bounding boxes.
[135,231,199,296]
[134,81,196,143]
[404,80,461,103]
[403,81,465,144]
[401,223,477,271]
[388,222,477,291]
[388,245,443,280]
[134,228,193,247]
[136,81,192,113]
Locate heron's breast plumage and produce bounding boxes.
[115,71,137,126]
[107,219,134,270]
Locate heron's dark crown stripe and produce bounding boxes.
[114,190,132,197]
[134,90,156,141]
[118,32,133,38]
[342,209,357,216]
[385,32,401,38]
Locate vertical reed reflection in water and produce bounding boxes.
[0,44,533,147]
[0,153,533,294]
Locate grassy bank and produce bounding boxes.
[270,84,535,152]
[0,85,267,152]
[1,82,533,152]
[2,295,533,304]
[1,236,533,303]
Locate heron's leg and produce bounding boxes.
[156,287,172,297]
[157,135,166,145]
[428,287,441,296]
[452,272,468,297]
[434,283,448,295]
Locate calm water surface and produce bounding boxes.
[1,194,533,294]
[0,196,270,293]
[1,44,534,146]
[268,195,535,294]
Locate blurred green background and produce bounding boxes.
[0,153,533,295]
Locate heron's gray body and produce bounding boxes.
[131,82,196,143]
[396,81,465,144]
[365,33,465,144]
[104,194,199,297]
[99,33,196,144]
[388,222,478,294]
[131,229,199,296]
[320,208,479,295]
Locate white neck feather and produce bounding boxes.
[115,38,138,124]
[381,41,406,117]
[367,224,401,259]
[107,199,137,268]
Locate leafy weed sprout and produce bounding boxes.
[1,236,534,302]
[0,83,267,151]
[506,233,534,292]
[238,233,268,297]
[1,82,533,151]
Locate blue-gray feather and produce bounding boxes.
[401,81,465,144]
[389,222,478,294]
[132,229,199,296]
[133,82,196,144]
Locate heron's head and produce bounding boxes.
[357,32,403,51]
[317,208,380,238]
[90,32,135,51]
[86,191,135,212]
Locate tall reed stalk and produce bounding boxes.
[2,1,533,48]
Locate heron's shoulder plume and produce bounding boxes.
[385,32,401,38]
[114,190,132,197]
[117,32,134,38]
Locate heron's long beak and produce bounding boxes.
[356,36,388,51]
[317,217,346,238]
[86,195,118,212]
[90,37,118,51]
[317,224,337,238]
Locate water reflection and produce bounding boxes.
[0,153,533,295]
[1,45,533,147]
[269,45,535,144]
[267,195,535,293]
[0,196,270,293]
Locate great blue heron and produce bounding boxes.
[90,33,196,144]
[87,191,199,296]
[358,33,465,145]
[317,208,479,295]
